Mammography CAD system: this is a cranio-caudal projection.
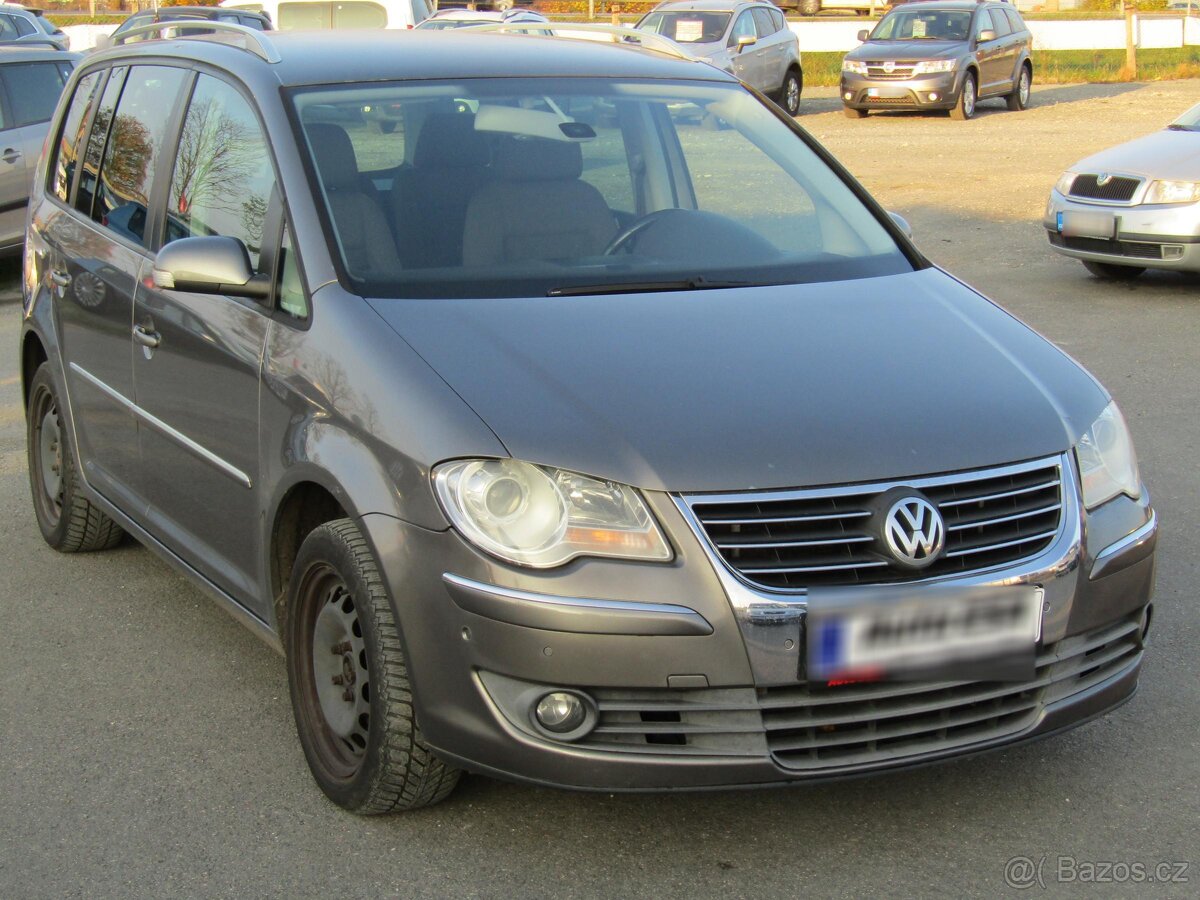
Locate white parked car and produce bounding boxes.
[219,0,432,29]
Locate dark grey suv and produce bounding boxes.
[21,24,1155,813]
[841,0,1032,120]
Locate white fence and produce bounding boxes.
[63,15,1200,53]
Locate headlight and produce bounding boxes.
[1144,179,1200,205]
[911,59,955,75]
[1054,171,1077,196]
[842,59,868,75]
[1075,402,1141,510]
[433,459,672,568]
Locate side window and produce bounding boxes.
[975,9,995,39]
[93,65,188,245]
[13,15,35,37]
[411,0,433,24]
[771,9,786,32]
[990,8,1011,37]
[49,69,102,202]
[729,10,757,45]
[1005,9,1025,33]
[0,16,19,40]
[277,228,308,320]
[752,8,776,37]
[76,67,126,218]
[2,63,67,128]
[165,74,276,270]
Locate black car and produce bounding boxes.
[841,0,1032,120]
[98,5,272,49]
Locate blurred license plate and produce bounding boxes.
[1060,211,1116,239]
[806,584,1042,683]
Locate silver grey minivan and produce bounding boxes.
[21,26,1156,813]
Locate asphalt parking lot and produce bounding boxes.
[2,81,1198,898]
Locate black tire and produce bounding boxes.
[1082,260,1146,281]
[26,363,123,553]
[950,71,976,121]
[844,106,868,119]
[285,519,460,814]
[777,68,802,116]
[799,0,820,15]
[1006,63,1031,112]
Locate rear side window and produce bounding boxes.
[92,65,188,246]
[49,69,102,202]
[165,74,276,268]
[752,7,776,36]
[989,8,1011,37]
[76,67,127,218]
[771,9,786,31]
[0,15,19,40]
[13,14,35,36]
[1005,9,1025,32]
[2,63,67,127]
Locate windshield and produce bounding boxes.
[871,9,972,41]
[637,12,731,43]
[292,78,910,299]
[1169,101,1200,131]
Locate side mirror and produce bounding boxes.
[735,33,757,52]
[857,29,870,42]
[888,211,913,240]
[978,29,996,43]
[152,236,270,300]
[93,34,112,50]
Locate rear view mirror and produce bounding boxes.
[888,211,914,240]
[735,34,757,52]
[152,236,270,300]
[857,29,870,42]
[978,29,996,42]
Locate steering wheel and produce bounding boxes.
[603,209,685,256]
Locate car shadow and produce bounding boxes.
[1027,81,1148,109]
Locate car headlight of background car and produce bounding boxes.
[1144,179,1200,205]
[1075,402,1141,510]
[1054,171,1077,195]
[433,459,672,567]
[911,59,956,76]
[842,59,868,75]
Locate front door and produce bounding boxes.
[132,73,278,613]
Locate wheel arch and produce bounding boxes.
[21,329,48,412]
[268,474,351,632]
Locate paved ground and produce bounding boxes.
[2,82,1198,898]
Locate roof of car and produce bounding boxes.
[888,0,1000,7]
[0,46,78,63]
[90,30,738,87]
[130,6,269,18]
[651,0,766,9]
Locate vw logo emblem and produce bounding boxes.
[1096,173,1113,187]
[882,496,945,569]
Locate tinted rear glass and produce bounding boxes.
[49,69,102,202]
[3,62,67,127]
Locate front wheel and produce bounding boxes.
[950,72,976,120]
[285,519,460,814]
[778,69,802,116]
[1082,260,1146,281]
[1006,64,1031,111]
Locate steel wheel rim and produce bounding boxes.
[1019,70,1030,106]
[31,387,63,525]
[298,564,371,779]
[785,77,800,114]
[963,79,976,116]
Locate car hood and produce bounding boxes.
[1071,128,1200,182]
[368,268,1106,493]
[846,40,963,61]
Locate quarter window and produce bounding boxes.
[49,69,102,203]
[76,67,127,218]
[752,8,776,37]
[92,65,188,245]
[13,15,35,36]
[990,8,1011,37]
[165,74,276,269]
[277,228,308,320]
[2,63,67,128]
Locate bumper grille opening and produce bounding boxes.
[1049,232,1165,260]
[688,458,1064,591]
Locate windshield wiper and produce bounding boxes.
[547,277,758,297]
[1166,123,1197,131]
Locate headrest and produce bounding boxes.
[306,123,359,192]
[493,137,583,182]
[414,114,491,169]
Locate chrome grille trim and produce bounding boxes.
[1068,173,1142,203]
[681,456,1067,592]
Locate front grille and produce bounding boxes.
[686,457,1065,592]
[572,615,1143,771]
[762,614,1142,771]
[1049,232,1165,260]
[1069,174,1141,202]
[866,63,915,79]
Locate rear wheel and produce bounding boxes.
[950,71,976,120]
[1006,64,1031,111]
[1082,260,1146,281]
[26,363,123,552]
[286,519,460,814]
[778,69,802,116]
[844,106,868,119]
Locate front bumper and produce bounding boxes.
[359,465,1156,792]
[840,71,962,112]
[1044,189,1200,272]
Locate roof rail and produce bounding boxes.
[110,20,281,64]
[469,22,698,63]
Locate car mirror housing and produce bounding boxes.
[152,236,270,300]
[735,33,757,52]
[888,211,913,240]
[857,29,869,42]
[978,29,996,42]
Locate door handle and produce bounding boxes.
[1,148,20,164]
[50,269,71,288]
[133,324,161,349]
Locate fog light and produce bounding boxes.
[1163,245,1184,260]
[843,91,853,101]
[928,92,940,102]
[535,692,587,733]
